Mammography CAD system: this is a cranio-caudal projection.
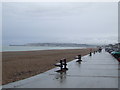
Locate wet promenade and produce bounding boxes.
[3,50,119,88]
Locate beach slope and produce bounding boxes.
[2,48,97,84]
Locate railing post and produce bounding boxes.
[76,55,82,62]
[63,58,67,69]
[55,58,68,72]
[90,52,92,56]
[60,60,63,71]
[78,55,81,60]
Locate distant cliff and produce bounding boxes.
[9,43,96,47]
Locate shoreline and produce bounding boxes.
[1,47,87,52]
[2,48,98,85]
[2,46,89,52]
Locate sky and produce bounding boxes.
[2,2,118,45]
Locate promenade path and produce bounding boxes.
[2,50,119,88]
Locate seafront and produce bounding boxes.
[2,1,118,89]
[3,49,119,88]
[2,48,97,85]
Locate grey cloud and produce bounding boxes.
[2,2,118,45]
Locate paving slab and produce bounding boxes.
[2,50,119,88]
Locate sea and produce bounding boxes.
[1,46,87,52]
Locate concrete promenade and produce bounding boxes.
[2,50,119,88]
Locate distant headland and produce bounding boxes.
[9,43,97,47]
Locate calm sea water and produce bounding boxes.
[1,46,86,52]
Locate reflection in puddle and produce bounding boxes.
[55,71,67,83]
[76,61,82,68]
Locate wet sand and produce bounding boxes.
[2,48,97,85]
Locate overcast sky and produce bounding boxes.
[2,2,118,45]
